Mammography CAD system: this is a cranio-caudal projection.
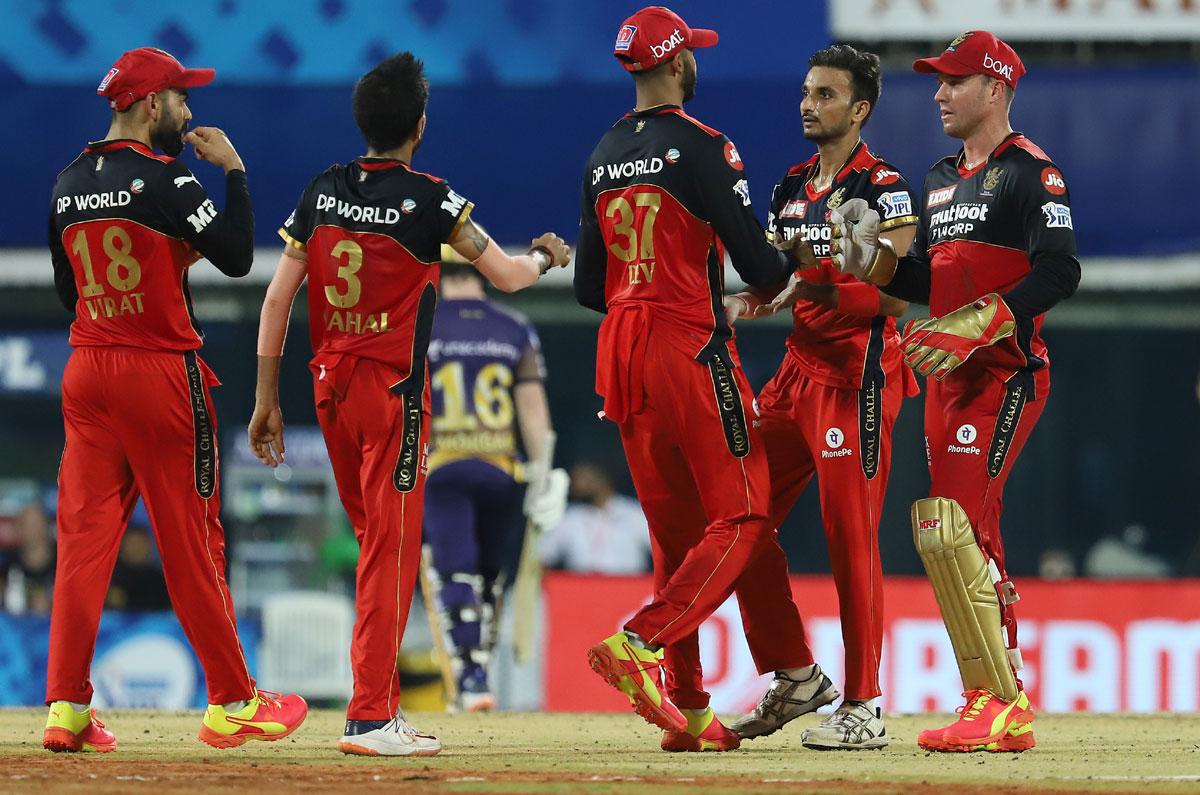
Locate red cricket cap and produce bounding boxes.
[913,30,1026,89]
[97,47,215,112]
[613,6,718,72]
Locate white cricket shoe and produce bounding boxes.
[801,700,888,750]
[338,712,443,757]
[730,664,839,739]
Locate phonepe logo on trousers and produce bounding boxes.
[948,423,980,455]
[822,427,853,459]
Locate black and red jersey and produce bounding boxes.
[767,141,918,390]
[575,104,790,361]
[280,158,472,388]
[48,139,254,352]
[888,133,1080,384]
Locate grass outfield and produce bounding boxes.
[0,710,1198,793]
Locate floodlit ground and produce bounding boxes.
[0,709,1198,793]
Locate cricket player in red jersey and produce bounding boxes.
[44,47,307,753]
[724,45,919,750]
[576,7,809,752]
[831,31,1080,752]
[249,52,569,757]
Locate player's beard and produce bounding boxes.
[150,106,186,157]
[681,56,697,103]
[803,113,852,144]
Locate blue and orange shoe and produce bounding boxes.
[198,690,308,749]
[43,702,116,753]
[917,690,1035,753]
[587,630,687,732]
[661,708,741,752]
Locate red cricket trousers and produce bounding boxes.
[736,353,907,700]
[47,346,255,706]
[313,355,429,721]
[924,367,1046,675]
[603,311,792,710]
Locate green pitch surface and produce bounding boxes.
[1,709,1198,793]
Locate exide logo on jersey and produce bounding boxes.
[780,199,807,218]
[926,185,957,207]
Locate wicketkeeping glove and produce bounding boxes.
[829,198,883,281]
[523,467,570,531]
[901,293,1017,380]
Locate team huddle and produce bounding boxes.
[43,4,1077,760]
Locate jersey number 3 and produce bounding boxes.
[325,239,364,308]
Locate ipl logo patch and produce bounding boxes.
[615,25,637,51]
[732,179,751,207]
[1041,202,1072,229]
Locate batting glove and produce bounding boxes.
[524,468,570,531]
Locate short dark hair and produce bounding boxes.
[353,52,428,152]
[808,45,882,126]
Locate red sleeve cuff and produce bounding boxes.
[836,281,881,317]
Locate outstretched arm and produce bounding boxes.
[448,218,570,293]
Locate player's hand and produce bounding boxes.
[184,127,246,174]
[900,293,1018,380]
[773,234,819,270]
[531,233,571,271]
[723,294,751,325]
[247,402,286,467]
[524,468,569,530]
[829,198,881,280]
[755,277,817,317]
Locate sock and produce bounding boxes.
[778,664,816,682]
[68,701,89,713]
[682,707,710,717]
[222,700,248,712]
[623,629,660,653]
[848,697,879,711]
